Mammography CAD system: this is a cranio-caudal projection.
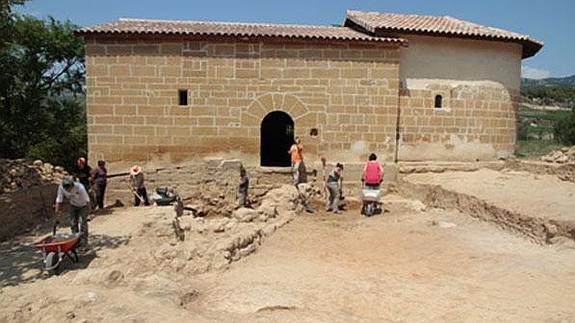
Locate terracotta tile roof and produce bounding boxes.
[345,10,543,58]
[76,18,407,45]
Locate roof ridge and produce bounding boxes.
[444,15,528,38]
[349,10,451,20]
[117,17,347,30]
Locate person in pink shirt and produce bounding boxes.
[362,153,384,189]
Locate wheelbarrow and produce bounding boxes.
[33,222,80,274]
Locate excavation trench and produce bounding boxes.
[399,178,575,245]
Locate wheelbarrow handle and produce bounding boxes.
[53,220,60,236]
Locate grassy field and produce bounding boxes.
[516,140,563,159]
[515,105,567,158]
[518,105,571,122]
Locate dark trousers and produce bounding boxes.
[96,184,106,209]
[69,205,89,246]
[134,187,150,206]
[238,190,248,207]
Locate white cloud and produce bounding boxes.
[521,65,550,79]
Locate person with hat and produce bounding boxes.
[129,165,150,206]
[54,176,91,248]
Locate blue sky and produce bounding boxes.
[17,0,575,78]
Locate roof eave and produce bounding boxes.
[74,29,407,46]
[370,26,543,59]
[521,39,543,59]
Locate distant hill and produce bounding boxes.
[521,74,575,87]
[521,75,575,109]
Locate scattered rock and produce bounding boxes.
[438,221,457,229]
[239,243,257,257]
[233,207,257,222]
[78,292,98,306]
[431,220,457,228]
[545,223,558,242]
[104,270,124,287]
[177,216,192,231]
[541,146,575,164]
[179,290,200,308]
[218,159,242,171]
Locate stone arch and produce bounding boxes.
[244,93,309,121]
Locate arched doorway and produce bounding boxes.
[260,111,294,167]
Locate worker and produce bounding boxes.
[288,137,303,185]
[326,163,344,214]
[91,160,107,210]
[362,153,384,189]
[238,166,249,208]
[129,165,150,206]
[54,176,91,249]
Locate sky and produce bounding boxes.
[16,0,575,79]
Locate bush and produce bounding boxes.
[553,108,575,145]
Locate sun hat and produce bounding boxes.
[130,165,142,176]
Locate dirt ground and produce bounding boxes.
[1,191,575,322]
[404,168,575,222]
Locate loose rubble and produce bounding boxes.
[168,183,318,273]
[541,146,575,164]
[0,159,67,194]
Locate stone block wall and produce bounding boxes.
[397,82,519,161]
[84,35,401,164]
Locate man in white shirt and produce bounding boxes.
[54,176,91,248]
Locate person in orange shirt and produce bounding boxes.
[288,137,303,185]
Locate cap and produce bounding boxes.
[62,176,74,188]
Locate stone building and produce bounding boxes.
[77,10,542,165]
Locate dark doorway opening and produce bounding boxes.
[260,111,294,167]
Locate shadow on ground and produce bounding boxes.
[0,233,130,288]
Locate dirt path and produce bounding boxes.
[1,195,575,322]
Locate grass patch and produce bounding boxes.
[518,105,571,121]
[516,140,563,159]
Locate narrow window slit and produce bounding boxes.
[178,89,188,106]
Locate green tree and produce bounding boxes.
[0,0,25,45]
[0,8,86,168]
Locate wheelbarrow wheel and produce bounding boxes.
[44,252,59,275]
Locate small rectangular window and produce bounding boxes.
[178,89,188,106]
[434,95,443,109]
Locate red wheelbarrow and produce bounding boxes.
[33,223,80,274]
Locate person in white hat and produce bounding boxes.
[129,165,150,206]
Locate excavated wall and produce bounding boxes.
[399,179,575,245]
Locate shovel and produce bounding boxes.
[132,190,145,203]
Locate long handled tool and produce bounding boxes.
[320,156,327,199]
[127,181,145,204]
[132,188,145,203]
